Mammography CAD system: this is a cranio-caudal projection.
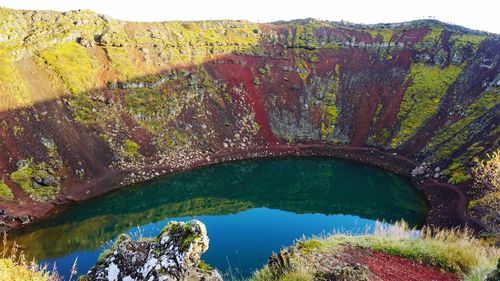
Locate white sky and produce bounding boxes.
[1,0,499,34]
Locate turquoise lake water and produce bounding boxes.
[10,157,428,279]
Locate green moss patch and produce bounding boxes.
[104,46,140,81]
[422,90,499,183]
[450,34,486,52]
[0,181,14,200]
[0,49,31,109]
[287,24,319,50]
[122,139,142,159]
[416,26,443,51]
[366,28,395,42]
[391,63,462,148]
[319,77,340,141]
[39,42,99,94]
[10,162,60,202]
[297,239,324,254]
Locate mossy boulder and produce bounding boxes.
[86,220,221,281]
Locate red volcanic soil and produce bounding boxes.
[210,56,276,143]
[341,246,460,281]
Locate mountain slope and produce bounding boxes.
[0,8,498,230]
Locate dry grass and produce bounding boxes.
[469,149,500,232]
[473,149,500,195]
[251,221,500,281]
[0,233,70,281]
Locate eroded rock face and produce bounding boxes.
[82,220,222,281]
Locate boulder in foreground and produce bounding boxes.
[81,220,222,281]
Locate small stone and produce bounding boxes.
[42,176,55,186]
[18,215,30,225]
[32,181,42,189]
[33,176,43,184]
[16,160,29,168]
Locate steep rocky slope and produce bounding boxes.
[0,8,498,230]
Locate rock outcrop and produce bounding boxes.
[82,220,222,281]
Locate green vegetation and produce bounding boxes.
[0,233,61,281]
[104,46,139,81]
[366,28,395,42]
[297,239,323,254]
[450,34,486,52]
[0,180,14,200]
[252,77,260,85]
[446,161,473,184]
[293,48,319,64]
[98,234,130,262]
[468,150,500,231]
[425,90,498,156]
[320,92,338,140]
[251,222,500,281]
[391,63,462,148]
[294,56,310,82]
[287,24,319,50]
[252,264,313,281]
[318,76,340,141]
[416,26,443,51]
[10,161,60,202]
[378,128,391,144]
[423,89,499,183]
[0,49,31,109]
[122,139,142,159]
[130,20,262,65]
[0,258,51,281]
[39,42,99,94]
[258,64,272,75]
[198,260,213,271]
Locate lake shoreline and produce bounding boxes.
[0,144,482,233]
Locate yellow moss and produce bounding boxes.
[425,91,498,155]
[105,46,141,81]
[366,28,394,42]
[295,57,310,83]
[450,34,486,52]
[0,181,14,200]
[39,42,99,94]
[416,26,443,50]
[469,191,500,209]
[391,63,462,148]
[320,77,340,140]
[0,49,32,110]
[10,163,60,202]
[123,139,141,159]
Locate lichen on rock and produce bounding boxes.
[83,220,222,281]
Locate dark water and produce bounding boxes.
[10,158,428,279]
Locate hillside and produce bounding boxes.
[0,8,498,231]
